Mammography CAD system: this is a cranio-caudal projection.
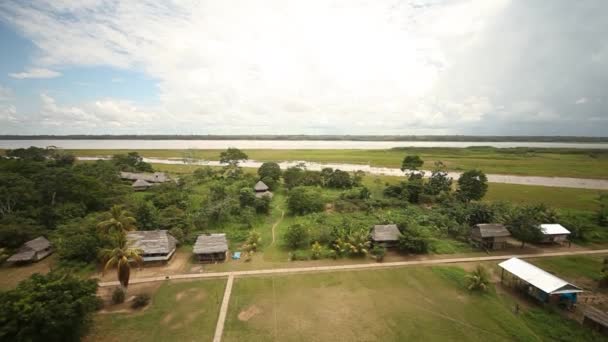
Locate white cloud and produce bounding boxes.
[575,97,588,104]
[0,85,12,101]
[0,0,605,135]
[9,67,61,79]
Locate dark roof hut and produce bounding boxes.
[193,234,228,263]
[7,236,53,263]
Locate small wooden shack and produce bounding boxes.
[583,306,608,336]
[193,234,228,263]
[539,224,571,244]
[499,257,583,306]
[471,223,510,250]
[132,179,152,191]
[126,230,177,263]
[254,180,273,198]
[7,236,53,263]
[371,224,401,248]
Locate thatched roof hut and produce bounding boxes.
[254,181,269,192]
[193,234,228,262]
[471,223,510,250]
[132,179,152,191]
[126,230,177,262]
[371,224,401,247]
[7,236,53,263]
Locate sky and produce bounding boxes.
[0,0,606,136]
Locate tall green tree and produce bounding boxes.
[97,205,137,235]
[286,186,325,215]
[257,162,282,189]
[112,152,153,172]
[401,155,423,172]
[456,169,488,202]
[219,148,248,166]
[100,233,143,290]
[284,224,310,249]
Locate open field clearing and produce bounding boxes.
[61,147,608,179]
[484,183,605,211]
[223,266,600,341]
[87,279,225,342]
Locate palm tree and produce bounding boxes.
[100,233,143,291]
[97,205,137,235]
[466,265,490,292]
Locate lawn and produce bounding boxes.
[65,147,608,179]
[485,183,605,211]
[223,266,600,341]
[87,279,225,342]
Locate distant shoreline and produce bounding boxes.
[0,135,606,142]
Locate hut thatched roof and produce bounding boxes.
[474,224,511,238]
[194,234,228,254]
[7,236,51,262]
[371,224,401,242]
[254,180,269,192]
[132,179,152,188]
[126,230,177,255]
[120,171,171,183]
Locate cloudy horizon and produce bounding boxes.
[0,1,606,136]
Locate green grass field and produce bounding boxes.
[88,279,225,342]
[530,255,605,283]
[485,183,605,211]
[64,147,608,179]
[223,266,600,341]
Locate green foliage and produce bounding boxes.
[239,188,256,207]
[284,224,310,249]
[522,308,603,341]
[54,215,103,263]
[257,162,281,189]
[506,204,556,247]
[326,169,353,189]
[0,216,45,249]
[287,186,325,215]
[0,271,99,342]
[599,194,608,226]
[310,241,322,260]
[253,196,271,214]
[112,152,153,172]
[131,293,151,309]
[169,227,185,243]
[457,169,488,202]
[371,245,386,262]
[466,265,490,291]
[401,155,423,171]
[398,225,430,254]
[332,229,370,256]
[243,230,262,254]
[219,148,248,166]
[425,162,452,196]
[133,200,159,230]
[112,287,126,304]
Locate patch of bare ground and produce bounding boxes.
[238,305,262,321]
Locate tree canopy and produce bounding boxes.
[219,148,248,166]
[0,271,99,342]
[401,155,424,172]
[456,169,488,202]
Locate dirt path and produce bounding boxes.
[270,210,284,246]
[213,274,234,342]
[98,248,608,287]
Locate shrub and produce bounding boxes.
[398,226,430,254]
[290,250,310,261]
[371,246,386,262]
[286,186,325,215]
[311,241,322,260]
[112,287,126,304]
[466,265,490,291]
[284,224,310,249]
[169,227,185,243]
[131,293,151,309]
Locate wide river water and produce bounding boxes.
[0,139,607,149]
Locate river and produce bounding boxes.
[1,139,607,150]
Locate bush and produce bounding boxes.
[284,224,310,249]
[131,293,151,309]
[311,241,322,260]
[112,288,126,304]
[398,226,430,254]
[286,186,325,215]
[371,246,386,262]
[169,227,185,243]
[290,250,310,261]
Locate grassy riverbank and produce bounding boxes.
[59,147,608,179]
